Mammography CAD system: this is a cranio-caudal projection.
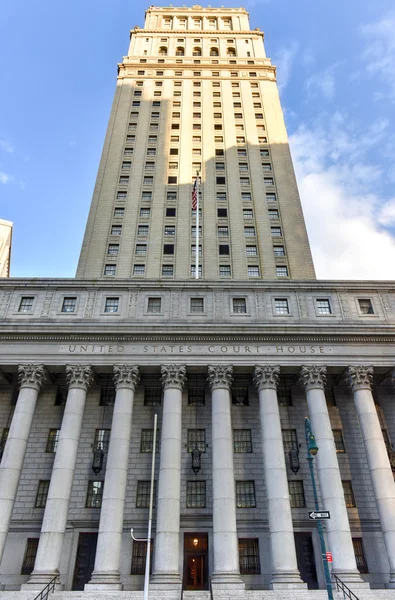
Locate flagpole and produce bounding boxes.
[195,170,200,280]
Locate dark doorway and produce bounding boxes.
[294,532,318,589]
[183,533,209,590]
[72,533,98,590]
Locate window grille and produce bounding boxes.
[234,429,252,453]
[21,539,39,575]
[236,481,256,507]
[239,539,260,574]
[232,385,249,406]
[333,429,345,453]
[35,480,50,508]
[140,429,160,453]
[282,429,298,453]
[247,265,259,277]
[342,480,356,507]
[186,481,206,508]
[46,429,60,453]
[277,376,293,405]
[233,298,247,313]
[274,299,289,315]
[147,298,162,313]
[94,429,111,453]
[289,480,305,507]
[86,481,103,508]
[99,375,116,406]
[19,297,34,312]
[190,298,204,313]
[144,384,162,406]
[131,540,153,575]
[133,264,145,276]
[187,429,206,453]
[62,297,77,312]
[136,480,156,508]
[188,382,205,405]
[353,538,368,573]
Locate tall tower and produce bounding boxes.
[77,6,315,280]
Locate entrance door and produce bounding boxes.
[72,533,98,590]
[183,533,208,591]
[294,532,318,589]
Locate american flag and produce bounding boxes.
[192,178,198,210]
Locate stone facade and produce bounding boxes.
[0,220,12,278]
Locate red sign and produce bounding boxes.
[326,552,333,563]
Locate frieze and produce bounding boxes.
[58,343,332,355]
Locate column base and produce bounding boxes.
[150,572,182,588]
[85,570,122,590]
[271,570,307,589]
[386,572,395,588]
[21,571,63,591]
[211,571,245,589]
[332,569,369,588]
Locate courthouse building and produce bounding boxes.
[0,6,395,599]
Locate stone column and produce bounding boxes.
[87,365,140,590]
[0,364,47,567]
[208,365,244,588]
[300,365,363,584]
[253,365,305,588]
[25,365,94,587]
[347,365,395,586]
[151,365,186,587]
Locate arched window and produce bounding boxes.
[193,47,202,57]
[210,48,219,57]
[159,47,167,56]
[175,47,185,56]
[227,47,237,57]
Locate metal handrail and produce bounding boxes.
[32,575,58,600]
[332,573,360,600]
[209,576,214,600]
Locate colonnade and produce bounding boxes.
[0,363,394,589]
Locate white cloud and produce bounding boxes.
[0,171,11,184]
[305,66,337,101]
[289,115,395,279]
[273,41,300,93]
[0,140,14,154]
[360,13,395,100]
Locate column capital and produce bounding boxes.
[300,365,327,391]
[160,364,187,391]
[113,365,140,390]
[18,364,48,391]
[65,364,94,391]
[253,365,280,391]
[207,364,233,391]
[346,365,374,392]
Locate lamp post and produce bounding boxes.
[305,417,333,600]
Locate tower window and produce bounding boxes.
[219,265,231,277]
[104,264,116,276]
[219,245,230,255]
[274,299,289,314]
[111,225,122,235]
[246,246,257,256]
[276,266,288,277]
[248,266,260,277]
[273,246,285,256]
[104,297,119,313]
[162,265,174,277]
[163,244,174,255]
[316,299,332,315]
[147,298,162,313]
[133,265,145,276]
[19,296,34,312]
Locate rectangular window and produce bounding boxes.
[268,209,279,219]
[140,208,150,217]
[264,178,274,186]
[148,135,157,143]
[136,480,156,508]
[190,298,204,313]
[260,148,270,157]
[243,209,253,219]
[236,136,245,144]
[276,266,288,277]
[144,176,154,186]
[273,246,285,256]
[135,245,147,255]
[333,429,345,452]
[186,481,206,508]
[191,226,202,237]
[114,207,125,218]
[353,538,368,573]
[104,264,116,276]
[248,266,260,277]
[215,162,225,171]
[266,192,277,202]
[219,265,231,277]
[219,244,229,255]
[35,480,50,508]
[46,429,60,453]
[142,191,152,201]
[234,429,252,453]
[217,192,227,203]
[190,264,202,278]
[134,263,146,275]
[167,191,177,201]
[239,163,249,172]
[61,297,76,313]
[164,226,175,236]
[86,481,103,508]
[232,298,247,314]
[275,298,289,314]
[124,148,133,156]
[239,539,260,574]
[168,176,177,184]
[140,429,160,453]
[246,245,257,256]
[147,298,162,313]
[92,429,110,453]
[138,225,149,236]
[117,191,127,200]
[162,265,174,277]
[111,225,122,236]
[144,384,162,406]
[316,299,332,315]
[271,227,282,237]
[121,161,131,170]
[278,378,292,406]
[119,176,129,185]
[240,177,250,186]
[0,428,9,460]
[187,429,206,453]
[358,299,374,314]
[232,385,249,406]
[104,297,119,313]
[236,481,256,508]
[289,480,305,507]
[163,244,174,255]
[244,227,255,237]
[342,481,356,507]
[19,297,34,312]
[282,429,298,453]
[21,539,39,575]
[188,383,205,406]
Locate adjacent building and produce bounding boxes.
[0,6,395,600]
[0,220,12,278]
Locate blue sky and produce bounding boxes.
[1,0,395,279]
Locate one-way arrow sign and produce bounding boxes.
[309,511,330,520]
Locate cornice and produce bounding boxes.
[131,29,263,38]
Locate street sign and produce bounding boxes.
[309,510,330,520]
[326,552,333,563]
